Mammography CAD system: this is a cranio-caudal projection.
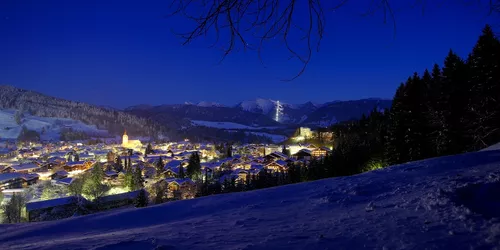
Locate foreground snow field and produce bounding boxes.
[1,150,500,249]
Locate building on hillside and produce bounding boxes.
[290,127,316,142]
[263,152,288,163]
[122,130,142,149]
[265,160,287,172]
[317,128,334,143]
[312,147,332,158]
[98,190,141,210]
[26,196,90,222]
[63,161,93,172]
[1,163,40,174]
[293,149,313,161]
[156,178,196,200]
[0,173,39,190]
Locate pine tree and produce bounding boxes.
[226,143,232,158]
[440,50,471,154]
[83,163,107,201]
[467,24,500,149]
[427,63,448,155]
[404,72,431,161]
[178,163,185,179]
[132,167,144,190]
[2,193,26,223]
[124,170,134,190]
[186,152,201,180]
[281,145,290,156]
[386,83,411,164]
[135,189,148,207]
[155,157,164,179]
[146,143,153,155]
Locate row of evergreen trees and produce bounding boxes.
[314,25,500,177]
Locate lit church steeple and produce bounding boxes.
[122,130,129,146]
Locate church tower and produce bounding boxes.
[122,130,129,146]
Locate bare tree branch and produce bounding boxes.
[167,0,500,81]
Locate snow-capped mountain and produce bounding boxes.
[235,99,322,123]
[127,98,392,128]
[3,149,500,249]
[233,98,390,125]
[236,98,283,114]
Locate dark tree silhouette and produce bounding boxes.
[168,0,500,80]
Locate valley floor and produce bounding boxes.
[1,150,500,249]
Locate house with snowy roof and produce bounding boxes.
[156,178,196,200]
[312,146,332,158]
[265,160,288,172]
[98,190,141,210]
[0,172,39,190]
[26,196,89,222]
[2,163,40,174]
[50,170,69,180]
[293,149,313,161]
[52,177,74,186]
[263,151,288,163]
[162,160,187,178]
[63,161,94,172]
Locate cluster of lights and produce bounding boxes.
[275,100,283,122]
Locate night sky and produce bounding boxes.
[0,1,496,108]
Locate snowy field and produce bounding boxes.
[1,150,500,249]
[191,120,279,130]
[0,109,108,140]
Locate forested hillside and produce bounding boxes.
[0,85,169,138]
[305,25,500,178]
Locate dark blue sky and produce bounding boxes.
[0,0,496,108]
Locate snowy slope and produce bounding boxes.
[0,109,108,140]
[1,150,500,249]
[482,142,500,151]
[191,120,279,130]
[238,98,278,114]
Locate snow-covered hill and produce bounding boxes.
[234,98,392,125]
[190,120,279,130]
[237,98,284,114]
[2,150,500,249]
[0,109,108,140]
[0,85,166,138]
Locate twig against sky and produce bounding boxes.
[168,0,500,81]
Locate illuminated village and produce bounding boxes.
[0,127,333,222]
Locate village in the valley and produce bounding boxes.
[0,127,334,223]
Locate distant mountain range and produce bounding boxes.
[126,98,392,128]
[0,85,392,143]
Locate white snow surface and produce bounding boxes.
[2,150,500,249]
[482,142,500,152]
[191,120,279,130]
[0,109,108,140]
[239,98,286,114]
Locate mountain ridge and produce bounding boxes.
[126,98,392,127]
[0,85,169,139]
